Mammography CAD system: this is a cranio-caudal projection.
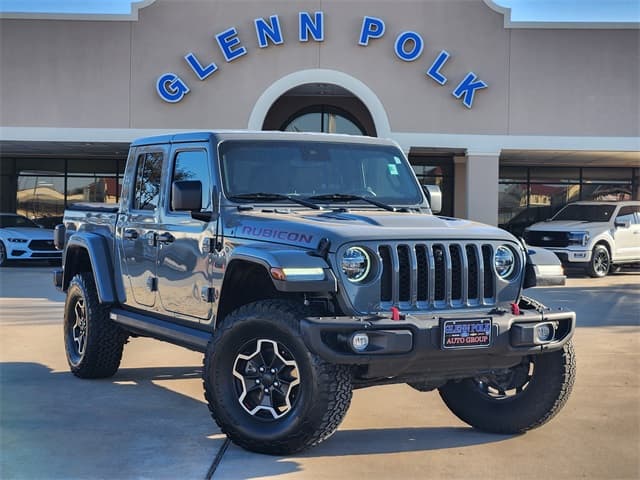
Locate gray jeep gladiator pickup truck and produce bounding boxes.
[54,131,576,455]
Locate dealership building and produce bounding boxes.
[1,0,638,230]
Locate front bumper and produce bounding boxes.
[5,246,61,261]
[548,248,591,265]
[300,306,575,380]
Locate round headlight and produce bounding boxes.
[341,247,371,283]
[494,245,516,279]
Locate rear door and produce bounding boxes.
[156,144,217,322]
[118,146,166,309]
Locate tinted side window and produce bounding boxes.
[171,150,212,211]
[133,152,163,211]
[616,206,639,225]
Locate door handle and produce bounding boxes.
[123,229,138,240]
[156,232,175,244]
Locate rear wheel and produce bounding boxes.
[439,341,575,434]
[64,272,127,378]
[203,299,352,455]
[587,245,610,277]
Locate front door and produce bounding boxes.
[613,205,640,261]
[157,146,216,321]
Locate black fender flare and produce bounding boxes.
[62,232,118,304]
[225,244,337,293]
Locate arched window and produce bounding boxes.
[281,106,366,135]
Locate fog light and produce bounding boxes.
[350,332,369,352]
[535,323,555,342]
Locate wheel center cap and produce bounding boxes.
[261,373,274,385]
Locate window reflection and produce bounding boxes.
[16,175,65,227]
[282,106,365,135]
[499,166,635,236]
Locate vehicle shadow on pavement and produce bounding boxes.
[0,362,220,480]
[309,426,512,456]
[214,427,513,479]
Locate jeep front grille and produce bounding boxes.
[378,242,496,309]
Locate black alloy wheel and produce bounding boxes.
[203,299,353,455]
[232,338,301,420]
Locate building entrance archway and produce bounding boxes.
[262,82,376,137]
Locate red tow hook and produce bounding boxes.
[391,306,401,321]
[511,302,521,315]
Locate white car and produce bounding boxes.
[524,201,640,277]
[0,213,61,266]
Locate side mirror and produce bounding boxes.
[172,180,202,211]
[54,224,66,250]
[614,219,631,229]
[422,184,442,214]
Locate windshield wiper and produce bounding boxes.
[308,193,397,212]
[228,192,323,210]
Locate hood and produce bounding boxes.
[225,208,517,251]
[526,220,610,233]
[0,227,53,240]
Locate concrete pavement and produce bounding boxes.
[1,265,638,479]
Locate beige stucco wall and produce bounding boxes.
[1,0,638,137]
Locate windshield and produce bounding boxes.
[552,204,616,222]
[0,214,39,228]
[219,140,424,206]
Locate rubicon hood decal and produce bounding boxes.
[240,225,314,244]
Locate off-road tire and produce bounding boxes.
[587,245,610,278]
[203,299,353,455]
[64,272,127,378]
[438,340,576,434]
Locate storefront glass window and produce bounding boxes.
[498,166,635,236]
[529,168,580,183]
[410,161,454,217]
[67,176,118,204]
[16,175,65,227]
[282,106,365,135]
[498,183,530,236]
[1,158,123,227]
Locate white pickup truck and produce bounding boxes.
[524,201,640,277]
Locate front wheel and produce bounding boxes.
[0,241,8,267]
[203,300,353,455]
[587,245,610,278]
[438,341,576,434]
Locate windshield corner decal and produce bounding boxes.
[156,12,487,109]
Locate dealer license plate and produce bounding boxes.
[441,318,492,349]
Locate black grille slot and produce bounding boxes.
[379,246,392,302]
[397,245,411,302]
[449,245,462,301]
[415,245,428,302]
[433,245,446,301]
[29,240,55,251]
[466,245,479,300]
[482,245,494,298]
